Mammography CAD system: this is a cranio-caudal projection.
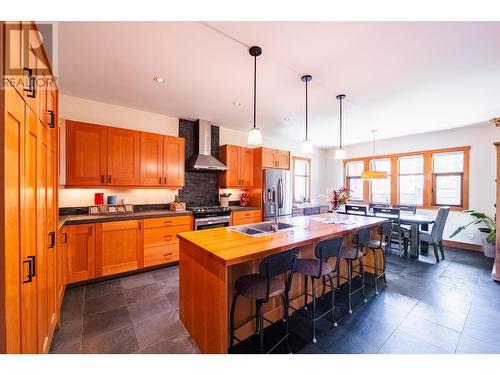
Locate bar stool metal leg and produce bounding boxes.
[257,301,265,353]
[229,293,239,349]
[312,276,317,344]
[372,249,379,295]
[360,259,367,303]
[280,293,291,353]
[347,259,353,314]
[327,274,337,327]
[304,274,308,310]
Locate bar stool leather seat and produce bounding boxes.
[235,274,285,300]
[368,239,387,249]
[341,246,364,259]
[295,259,333,276]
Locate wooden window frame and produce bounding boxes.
[345,160,366,203]
[292,156,312,204]
[343,146,470,210]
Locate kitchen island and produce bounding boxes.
[177,213,387,353]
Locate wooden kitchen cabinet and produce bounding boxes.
[261,147,290,169]
[67,224,96,283]
[56,227,68,312]
[231,210,262,226]
[163,136,185,187]
[66,120,107,186]
[95,220,143,277]
[219,145,254,188]
[143,215,192,267]
[140,132,164,186]
[107,127,141,185]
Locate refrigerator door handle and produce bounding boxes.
[278,178,283,209]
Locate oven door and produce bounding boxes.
[194,216,231,231]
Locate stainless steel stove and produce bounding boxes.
[188,206,232,230]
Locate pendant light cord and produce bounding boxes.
[253,55,257,129]
[305,79,308,140]
[339,96,343,149]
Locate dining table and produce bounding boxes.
[338,210,436,258]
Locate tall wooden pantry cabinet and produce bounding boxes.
[1,21,61,353]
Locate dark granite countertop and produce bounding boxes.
[58,210,192,228]
[58,206,261,229]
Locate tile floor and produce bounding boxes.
[50,247,500,354]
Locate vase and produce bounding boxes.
[220,196,229,207]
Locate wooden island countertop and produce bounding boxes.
[177,213,388,354]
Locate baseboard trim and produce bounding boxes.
[443,240,482,252]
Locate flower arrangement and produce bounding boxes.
[490,117,500,128]
[324,187,352,211]
[219,192,232,198]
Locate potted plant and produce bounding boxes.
[322,187,351,213]
[450,210,496,258]
[219,192,232,208]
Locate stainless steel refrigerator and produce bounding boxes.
[263,168,292,220]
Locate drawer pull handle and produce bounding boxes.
[164,235,173,239]
[163,252,173,257]
[164,221,173,224]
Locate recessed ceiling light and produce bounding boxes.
[283,117,290,121]
[233,101,241,106]
[153,77,166,84]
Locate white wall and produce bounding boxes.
[59,94,329,207]
[325,123,499,246]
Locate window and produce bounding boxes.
[398,155,424,205]
[432,151,464,206]
[343,146,470,210]
[346,161,364,201]
[293,157,311,203]
[370,158,391,204]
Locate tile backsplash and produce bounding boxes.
[58,188,179,207]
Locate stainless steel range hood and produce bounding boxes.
[186,120,227,171]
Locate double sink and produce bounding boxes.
[231,222,296,237]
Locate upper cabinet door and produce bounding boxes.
[240,147,254,187]
[107,127,141,185]
[66,121,107,186]
[275,150,290,170]
[262,148,276,169]
[163,136,185,188]
[218,145,240,188]
[140,132,163,186]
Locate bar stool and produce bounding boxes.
[229,248,299,354]
[338,228,371,314]
[291,236,343,344]
[367,221,392,294]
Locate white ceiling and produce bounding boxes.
[57,21,500,148]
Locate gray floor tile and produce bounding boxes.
[83,306,132,339]
[50,341,81,354]
[150,266,179,281]
[133,310,185,349]
[456,334,500,354]
[85,279,122,300]
[84,290,126,316]
[127,294,173,323]
[50,321,83,352]
[397,314,461,353]
[157,278,179,294]
[124,282,162,304]
[82,326,139,354]
[141,333,199,354]
[120,272,156,289]
[411,301,468,332]
[378,330,445,354]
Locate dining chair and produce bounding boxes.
[393,204,417,215]
[372,207,403,255]
[345,204,368,216]
[404,207,450,263]
[369,203,389,211]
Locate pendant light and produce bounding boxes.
[300,75,313,154]
[247,46,263,145]
[334,94,346,160]
[361,129,388,180]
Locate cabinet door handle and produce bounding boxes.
[138,221,142,230]
[159,176,162,184]
[29,255,36,277]
[48,231,55,248]
[108,175,111,183]
[23,68,36,98]
[23,258,33,283]
[47,110,55,128]
[88,226,93,236]
[63,233,67,243]
[164,177,167,185]
[100,175,105,183]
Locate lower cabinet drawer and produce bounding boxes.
[143,215,191,229]
[143,225,189,247]
[232,210,261,226]
[144,243,179,267]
